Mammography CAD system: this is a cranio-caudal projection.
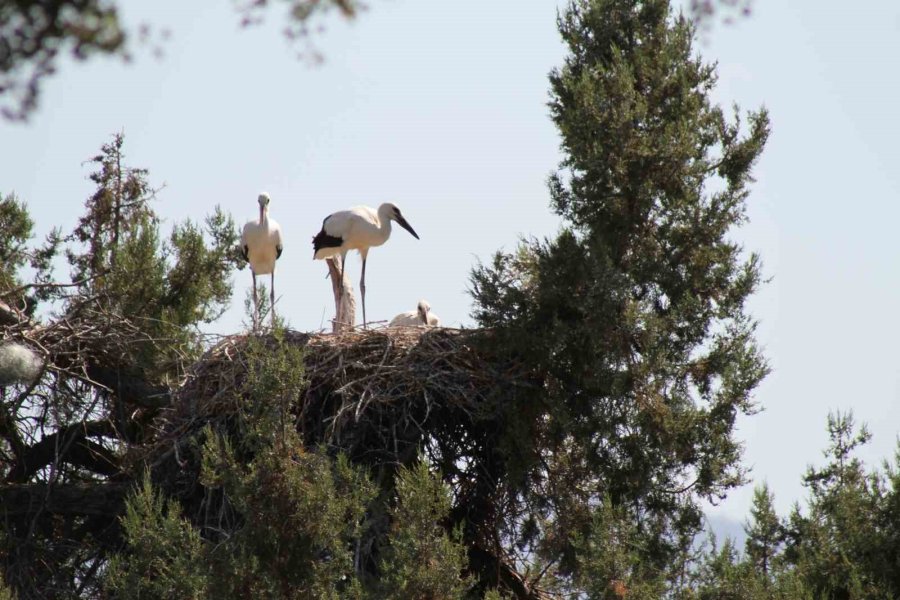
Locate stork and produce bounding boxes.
[312,203,419,329]
[241,193,283,328]
[389,299,441,328]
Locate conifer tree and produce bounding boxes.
[104,474,209,600]
[62,133,240,375]
[470,0,769,591]
[743,483,782,584]
[0,133,241,597]
[782,412,891,599]
[0,194,34,294]
[0,192,58,317]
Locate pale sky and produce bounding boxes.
[3,0,900,527]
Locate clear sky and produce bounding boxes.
[3,0,900,527]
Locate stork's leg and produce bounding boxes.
[360,256,367,330]
[252,272,258,330]
[270,271,276,327]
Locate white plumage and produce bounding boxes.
[241,193,283,327]
[313,203,419,329]
[0,342,42,386]
[389,300,441,328]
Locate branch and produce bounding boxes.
[0,405,28,465]
[0,481,129,517]
[0,271,107,299]
[86,364,172,409]
[5,420,119,483]
[0,298,31,328]
[468,544,554,600]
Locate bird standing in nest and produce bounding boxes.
[313,203,419,329]
[241,193,283,328]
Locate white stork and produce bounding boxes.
[389,299,441,328]
[241,193,283,327]
[312,203,419,329]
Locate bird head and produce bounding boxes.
[381,203,419,240]
[258,193,271,208]
[417,299,431,323]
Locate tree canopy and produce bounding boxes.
[0,0,362,120]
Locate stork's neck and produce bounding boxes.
[377,205,394,232]
[259,205,268,224]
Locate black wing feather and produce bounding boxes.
[312,216,344,258]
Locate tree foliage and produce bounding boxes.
[0,191,58,315]
[0,132,240,597]
[0,0,364,120]
[104,474,209,600]
[678,411,900,599]
[10,2,900,598]
[0,0,125,120]
[378,460,472,599]
[103,332,473,599]
[470,0,769,592]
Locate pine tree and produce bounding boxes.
[0,192,58,317]
[782,412,892,599]
[62,133,241,375]
[470,0,769,591]
[743,483,782,584]
[0,194,33,294]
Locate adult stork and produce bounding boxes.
[389,299,441,328]
[241,192,283,327]
[312,203,419,329]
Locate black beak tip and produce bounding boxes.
[398,218,419,240]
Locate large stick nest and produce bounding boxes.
[148,327,531,504]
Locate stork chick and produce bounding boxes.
[389,299,441,328]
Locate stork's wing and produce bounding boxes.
[321,211,349,237]
[389,311,420,327]
[240,221,253,262]
[349,205,379,224]
[321,206,379,238]
[272,220,284,258]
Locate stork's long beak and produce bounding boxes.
[395,215,419,239]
